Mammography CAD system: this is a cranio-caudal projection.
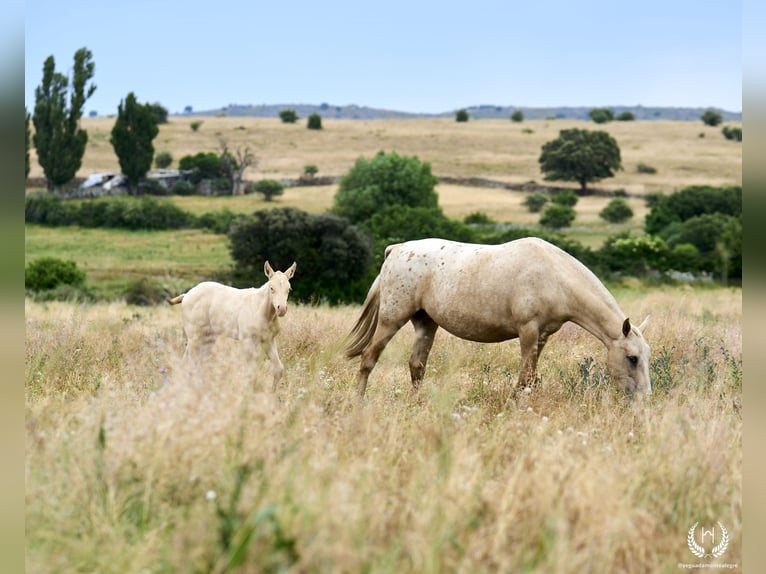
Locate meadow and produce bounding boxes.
[25,116,742,572]
[25,288,742,572]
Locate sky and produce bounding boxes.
[24,0,742,116]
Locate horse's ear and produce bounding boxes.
[622,318,631,337]
[264,261,274,278]
[285,262,297,279]
[638,315,650,333]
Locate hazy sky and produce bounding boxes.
[24,0,742,116]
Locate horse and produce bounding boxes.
[168,261,297,390]
[345,238,650,398]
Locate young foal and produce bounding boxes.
[168,261,297,390]
[346,238,650,398]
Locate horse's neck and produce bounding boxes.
[250,285,277,321]
[568,284,625,347]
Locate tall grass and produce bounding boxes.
[25,287,741,572]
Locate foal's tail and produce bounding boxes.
[345,275,381,359]
[166,293,185,305]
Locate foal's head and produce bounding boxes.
[607,317,651,396]
[264,261,297,317]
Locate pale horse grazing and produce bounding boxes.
[167,261,297,390]
[345,238,651,398]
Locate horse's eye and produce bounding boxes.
[627,355,638,366]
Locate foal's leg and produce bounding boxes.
[265,338,284,392]
[409,312,438,390]
[356,319,406,397]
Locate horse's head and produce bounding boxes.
[607,317,651,396]
[264,261,297,317]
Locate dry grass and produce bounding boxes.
[25,287,741,572]
[28,117,742,196]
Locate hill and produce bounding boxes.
[189,102,742,122]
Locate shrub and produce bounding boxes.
[279,109,299,124]
[510,110,524,123]
[722,125,742,142]
[701,109,723,127]
[522,192,548,213]
[138,178,169,196]
[155,151,173,169]
[303,164,319,178]
[25,257,86,291]
[123,277,167,306]
[551,189,578,207]
[589,108,614,123]
[455,109,469,122]
[599,198,634,223]
[228,207,372,303]
[616,111,635,121]
[599,233,669,276]
[637,162,657,174]
[539,204,576,229]
[178,152,223,183]
[190,120,203,132]
[333,151,439,224]
[464,211,495,225]
[307,113,322,130]
[196,208,239,234]
[170,180,195,195]
[253,179,285,201]
[25,193,77,226]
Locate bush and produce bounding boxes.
[253,179,285,201]
[25,257,86,291]
[228,207,373,303]
[722,125,742,142]
[307,113,322,130]
[455,109,469,122]
[303,164,319,178]
[155,151,173,169]
[510,110,524,123]
[333,151,439,224]
[123,277,167,306]
[178,152,223,183]
[616,111,635,121]
[540,204,576,229]
[644,185,741,236]
[25,193,77,225]
[363,205,474,250]
[589,108,614,123]
[551,189,578,207]
[138,178,169,196]
[197,208,239,234]
[522,192,548,213]
[599,198,634,223]
[637,162,657,174]
[599,233,669,276]
[279,109,298,124]
[190,120,203,132]
[701,109,723,127]
[464,211,495,225]
[170,180,195,195]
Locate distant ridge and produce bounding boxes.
[186,102,742,122]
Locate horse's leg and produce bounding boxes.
[357,319,406,397]
[409,312,439,391]
[517,323,542,390]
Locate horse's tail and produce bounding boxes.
[167,293,185,305]
[345,275,381,359]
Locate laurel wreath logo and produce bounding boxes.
[688,521,729,558]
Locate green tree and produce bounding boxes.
[333,151,439,224]
[253,179,285,201]
[178,152,223,183]
[616,111,635,121]
[599,233,669,276]
[589,108,614,124]
[539,204,576,229]
[150,103,169,124]
[722,125,742,142]
[228,207,373,303]
[551,189,578,207]
[538,128,622,193]
[455,109,469,122]
[307,113,323,130]
[599,198,634,223]
[32,47,96,191]
[110,92,160,193]
[701,108,723,127]
[154,151,173,169]
[279,109,299,123]
[25,257,86,291]
[510,110,524,123]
